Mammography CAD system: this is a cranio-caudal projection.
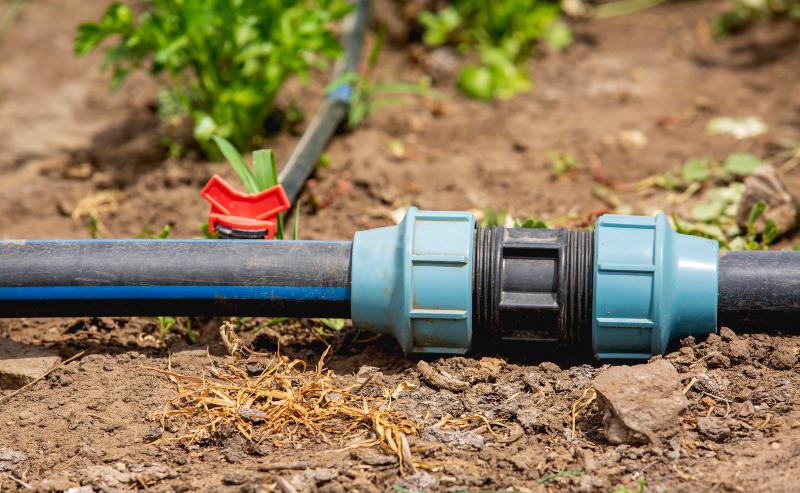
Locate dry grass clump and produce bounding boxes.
[147,323,420,470]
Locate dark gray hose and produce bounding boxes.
[278,0,369,204]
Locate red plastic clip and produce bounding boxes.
[200,175,291,239]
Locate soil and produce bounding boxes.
[1,0,800,491]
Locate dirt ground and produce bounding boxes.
[1,0,800,491]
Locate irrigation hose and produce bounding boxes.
[277,0,369,204]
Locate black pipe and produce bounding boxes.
[278,0,369,204]
[0,240,352,318]
[718,250,800,331]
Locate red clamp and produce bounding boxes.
[200,175,291,239]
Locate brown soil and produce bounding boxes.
[1,0,800,491]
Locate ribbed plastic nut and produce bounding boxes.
[351,207,475,353]
[592,214,718,360]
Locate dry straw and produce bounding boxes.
[145,322,420,471]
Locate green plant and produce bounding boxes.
[213,136,299,240]
[419,0,566,100]
[328,29,431,128]
[714,0,800,35]
[157,316,197,343]
[548,150,577,178]
[538,469,583,484]
[75,0,351,155]
[481,207,548,228]
[611,478,647,493]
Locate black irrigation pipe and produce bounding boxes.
[277,0,369,205]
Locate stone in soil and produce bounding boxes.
[0,338,61,389]
[696,417,731,442]
[592,359,688,446]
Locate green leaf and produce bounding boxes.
[691,201,724,222]
[458,65,493,100]
[747,200,766,231]
[253,149,277,191]
[763,219,778,246]
[515,218,547,228]
[292,205,300,240]
[681,157,712,183]
[544,20,572,51]
[319,318,345,331]
[213,136,259,193]
[723,153,764,176]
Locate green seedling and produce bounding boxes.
[538,469,583,484]
[481,207,548,228]
[611,478,648,493]
[138,225,172,239]
[213,136,300,240]
[714,0,800,36]
[157,316,197,344]
[328,29,431,128]
[419,0,566,100]
[548,150,577,178]
[75,0,351,155]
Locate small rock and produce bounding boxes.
[538,362,561,373]
[417,360,468,392]
[592,360,688,446]
[318,481,345,493]
[696,417,731,442]
[0,339,61,389]
[768,346,796,370]
[725,339,751,362]
[707,352,731,369]
[223,473,248,485]
[304,468,338,484]
[238,407,268,424]
[719,327,737,341]
[423,48,460,82]
[142,427,163,443]
[83,464,133,489]
[350,448,397,466]
[738,400,755,418]
[0,448,26,472]
[421,427,484,451]
[397,471,439,491]
[41,476,77,492]
[245,363,264,376]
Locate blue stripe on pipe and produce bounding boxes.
[0,286,351,302]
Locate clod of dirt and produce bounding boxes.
[421,427,485,450]
[0,338,60,389]
[736,164,799,237]
[768,345,797,370]
[350,447,397,466]
[142,426,163,443]
[417,360,469,392]
[40,475,76,492]
[592,360,688,446]
[696,417,731,442]
[0,448,26,472]
[396,471,439,492]
[222,473,248,485]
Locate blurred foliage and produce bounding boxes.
[715,0,800,35]
[418,0,568,100]
[75,0,351,156]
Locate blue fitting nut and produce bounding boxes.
[592,214,719,360]
[351,207,475,354]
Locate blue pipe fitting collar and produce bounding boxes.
[351,207,475,354]
[592,214,719,360]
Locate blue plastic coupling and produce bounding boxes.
[350,207,475,354]
[592,214,719,360]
